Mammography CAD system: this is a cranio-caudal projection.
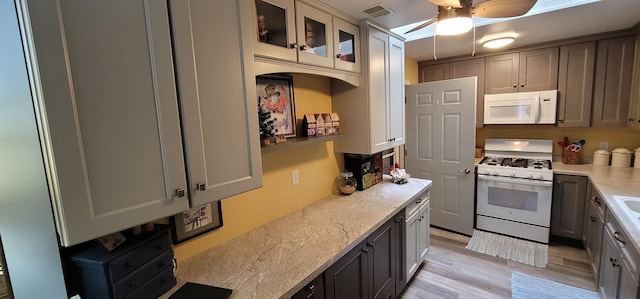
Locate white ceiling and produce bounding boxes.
[316,0,640,62]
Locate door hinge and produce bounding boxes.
[404,97,407,104]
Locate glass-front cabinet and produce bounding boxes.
[252,0,360,73]
[254,0,297,62]
[333,17,361,73]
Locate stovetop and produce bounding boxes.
[479,156,552,170]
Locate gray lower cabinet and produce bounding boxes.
[324,210,403,299]
[599,209,640,298]
[551,174,587,239]
[22,0,262,246]
[584,193,605,284]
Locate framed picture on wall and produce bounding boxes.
[256,75,296,138]
[171,201,223,243]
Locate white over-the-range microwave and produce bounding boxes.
[483,90,558,125]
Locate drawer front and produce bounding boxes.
[113,250,173,297]
[109,232,171,282]
[405,190,429,218]
[291,274,324,299]
[123,266,176,299]
[606,210,640,282]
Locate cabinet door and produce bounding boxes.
[171,0,263,206]
[618,263,640,299]
[333,18,361,73]
[296,2,334,68]
[518,48,559,92]
[394,213,406,298]
[27,0,189,246]
[419,63,449,82]
[599,229,621,299]
[587,201,604,283]
[368,27,392,153]
[485,53,519,94]
[388,35,405,148]
[325,241,369,299]
[417,201,430,261]
[627,32,640,129]
[450,58,485,127]
[593,36,635,127]
[558,42,596,127]
[368,219,397,299]
[253,0,297,62]
[551,175,587,240]
[405,210,420,280]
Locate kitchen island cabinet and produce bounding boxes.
[160,177,432,299]
[22,0,262,246]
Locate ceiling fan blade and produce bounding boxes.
[404,18,438,34]
[472,0,537,18]
[427,0,462,8]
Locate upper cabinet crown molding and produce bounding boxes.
[23,0,262,246]
[252,0,361,86]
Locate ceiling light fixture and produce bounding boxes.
[435,6,472,36]
[482,37,515,49]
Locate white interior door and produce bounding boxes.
[405,77,476,235]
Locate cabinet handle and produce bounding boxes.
[513,84,517,88]
[629,118,634,122]
[416,198,423,204]
[610,257,619,268]
[558,118,564,123]
[417,217,422,222]
[590,216,596,223]
[299,44,308,51]
[362,247,370,253]
[306,284,315,298]
[175,188,186,198]
[593,197,601,206]
[614,231,626,245]
[368,241,376,248]
[196,183,206,191]
[289,43,297,49]
[520,83,524,87]
[395,215,404,223]
[336,54,342,59]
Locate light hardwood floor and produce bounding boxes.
[401,228,597,299]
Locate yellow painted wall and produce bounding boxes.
[405,57,418,84]
[173,74,340,260]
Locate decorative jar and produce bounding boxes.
[336,171,357,195]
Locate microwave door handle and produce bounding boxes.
[532,96,541,123]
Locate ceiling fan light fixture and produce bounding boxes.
[483,37,515,48]
[435,16,472,35]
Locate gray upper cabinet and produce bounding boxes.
[24,0,261,246]
[485,48,559,94]
[171,0,262,206]
[627,32,640,129]
[557,42,596,127]
[592,36,635,127]
[418,58,485,127]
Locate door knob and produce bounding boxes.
[458,169,471,174]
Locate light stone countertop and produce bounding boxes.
[552,163,640,253]
[160,177,432,299]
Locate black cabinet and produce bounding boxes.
[69,226,176,299]
[325,210,403,299]
[551,174,587,239]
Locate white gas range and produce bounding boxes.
[476,139,554,244]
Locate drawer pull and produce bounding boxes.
[610,257,619,268]
[614,232,626,245]
[590,216,596,223]
[395,216,403,223]
[416,198,423,204]
[306,284,316,298]
[593,197,601,206]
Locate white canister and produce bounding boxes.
[593,150,611,166]
[635,147,640,169]
[611,148,632,168]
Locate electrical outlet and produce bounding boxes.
[599,142,609,151]
[291,169,299,185]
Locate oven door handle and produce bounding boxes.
[477,174,553,187]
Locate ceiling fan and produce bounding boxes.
[405,0,538,35]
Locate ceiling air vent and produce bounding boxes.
[363,4,394,18]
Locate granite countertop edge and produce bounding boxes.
[160,176,432,299]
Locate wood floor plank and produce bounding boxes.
[401,228,598,298]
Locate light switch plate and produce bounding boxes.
[291,169,299,185]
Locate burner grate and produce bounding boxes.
[501,158,528,168]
